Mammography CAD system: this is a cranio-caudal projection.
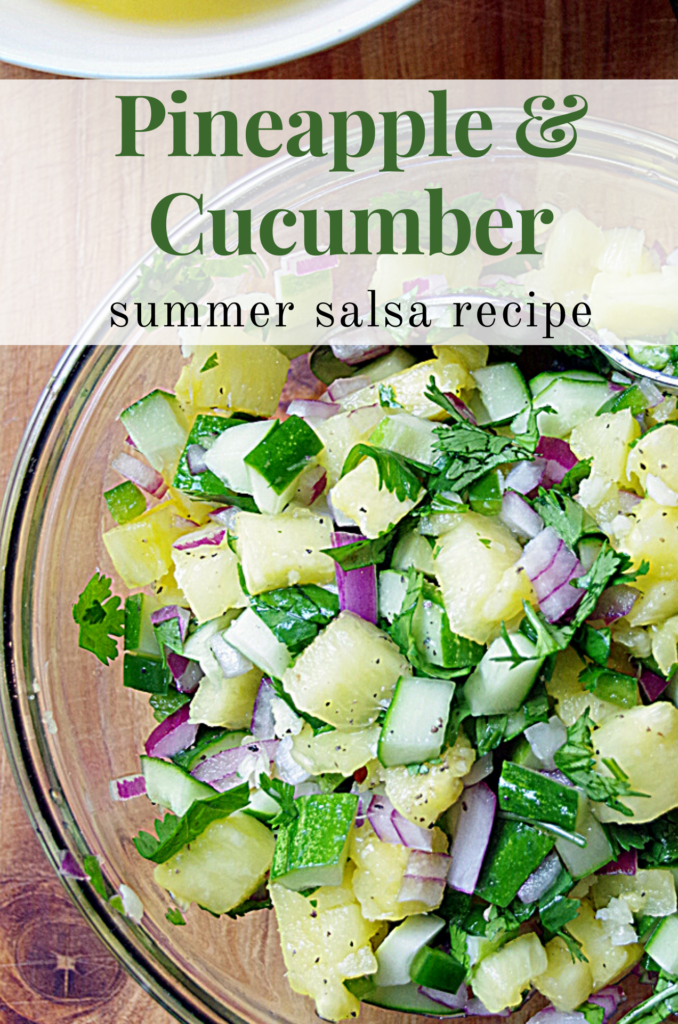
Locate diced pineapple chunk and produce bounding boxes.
[370,251,482,303]
[547,647,622,727]
[330,458,424,539]
[592,869,677,917]
[590,266,678,338]
[576,473,622,527]
[565,899,643,990]
[533,936,594,1011]
[543,209,604,303]
[339,358,473,420]
[235,508,334,594]
[627,424,678,498]
[154,811,274,914]
[650,616,678,675]
[621,500,678,584]
[432,339,488,372]
[383,733,475,828]
[349,822,448,921]
[151,567,189,606]
[172,534,246,622]
[471,932,547,1013]
[271,873,379,1022]
[291,724,380,775]
[591,702,678,823]
[596,227,646,276]
[175,340,290,417]
[167,486,215,525]
[189,666,262,729]
[103,500,193,588]
[569,410,640,484]
[282,612,408,729]
[434,512,530,644]
[627,579,678,627]
[313,407,385,487]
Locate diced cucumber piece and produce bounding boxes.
[182,615,232,663]
[173,729,249,772]
[141,755,216,817]
[363,348,417,383]
[123,652,170,694]
[555,795,613,879]
[412,597,484,669]
[224,608,291,678]
[379,570,409,623]
[627,343,674,371]
[464,633,543,716]
[596,384,648,418]
[346,978,463,1015]
[244,787,281,822]
[120,390,189,477]
[410,946,467,994]
[391,531,436,576]
[374,914,446,986]
[475,819,555,908]
[530,370,607,398]
[149,689,191,721]
[534,378,612,438]
[468,469,503,516]
[511,736,542,770]
[498,762,579,831]
[104,481,146,524]
[270,793,358,890]
[245,416,324,515]
[124,593,162,656]
[172,413,253,504]
[203,419,274,495]
[378,675,454,767]
[472,363,530,425]
[369,413,441,468]
[646,913,678,974]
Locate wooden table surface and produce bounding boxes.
[1,0,678,79]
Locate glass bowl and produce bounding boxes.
[2,113,678,1024]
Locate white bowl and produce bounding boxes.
[0,0,419,78]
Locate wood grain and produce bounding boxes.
[1,0,678,79]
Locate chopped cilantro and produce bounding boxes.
[133,785,249,863]
[224,893,273,919]
[200,352,219,372]
[248,584,339,655]
[531,487,599,549]
[322,530,395,570]
[83,855,108,899]
[73,573,125,665]
[166,907,186,926]
[342,444,423,503]
[259,776,298,829]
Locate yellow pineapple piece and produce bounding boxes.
[271,873,378,1022]
[432,339,488,372]
[339,358,473,420]
[627,424,678,498]
[621,500,678,584]
[471,932,547,1013]
[596,227,646,276]
[166,486,215,525]
[103,500,193,588]
[590,267,678,339]
[175,339,290,417]
[189,666,262,729]
[592,869,676,917]
[282,612,408,729]
[533,936,594,1011]
[172,533,246,623]
[543,209,604,303]
[235,507,334,594]
[547,647,623,727]
[370,251,482,303]
[154,811,274,914]
[313,407,386,487]
[651,616,678,675]
[566,899,643,990]
[384,733,475,828]
[330,457,424,539]
[626,579,678,627]
[569,410,640,484]
[291,724,380,776]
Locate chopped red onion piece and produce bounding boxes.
[325,375,371,401]
[109,774,147,801]
[206,771,245,793]
[174,658,203,695]
[463,752,494,787]
[275,734,310,785]
[444,392,477,425]
[464,995,510,1017]
[535,437,578,488]
[587,986,625,1021]
[150,605,191,642]
[251,678,276,740]
[192,739,279,785]
[367,795,404,845]
[651,240,668,267]
[505,458,546,495]
[58,850,89,880]
[590,584,639,625]
[447,782,496,894]
[295,464,327,507]
[500,490,544,539]
[392,817,434,853]
[145,704,198,759]
[112,451,167,498]
[166,651,190,685]
[539,565,586,623]
[186,444,209,475]
[419,984,467,1010]
[598,849,637,876]
[640,667,670,702]
[331,531,378,625]
[397,875,446,905]
[524,716,567,770]
[286,399,342,421]
[637,377,664,408]
[517,850,562,903]
[331,343,391,366]
[173,527,226,552]
[210,633,253,678]
[519,527,585,622]
[209,507,238,531]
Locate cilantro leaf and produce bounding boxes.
[259,776,299,829]
[378,384,402,409]
[248,584,339,655]
[342,444,423,503]
[553,708,648,817]
[133,785,249,863]
[166,907,186,926]
[557,457,592,495]
[224,893,273,919]
[571,545,649,626]
[73,573,125,665]
[531,487,599,549]
[83,855,108,899]
[200,352,219,372]
[322,530,394,570]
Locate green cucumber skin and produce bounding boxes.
[123,651,171,694]
[244,415,323,495]
[646,914,678,975]
[378,675,454,767]
[410,947,467,994]
[173,413,250,503]
[468,469,503,516]
[497,762,579,831]
[475,819,555,908]
[346,979,463,1016]
[270,794,358,889]
[124,594,161,656]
